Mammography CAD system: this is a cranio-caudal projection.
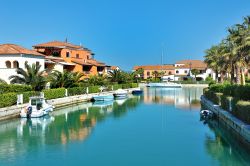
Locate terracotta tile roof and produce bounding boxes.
[111,66,119,70]
[45,56,64,62]
[72,59,106,67]
[0,44,44,56]
[133,65,175,70]
[33,41,83,49]
[175,60,207,69]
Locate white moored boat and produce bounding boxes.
[113,89,128,98]
[92,93,114,101]
[20,97,54,118]
[146,82,182,88]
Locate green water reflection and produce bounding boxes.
[0,87,250,166]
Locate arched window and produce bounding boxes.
[5,61,11,68]
[13,61,19,68]
[176,70,179,74]
[168,71,172,75]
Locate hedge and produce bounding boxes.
[88,86,100,93]
[113,84,122,90]
[209,84,226,93]
[235,100,250,124]
[22,91,40,103]
[68,87,87,96]
[0,84,32,94]
[0,93,17,108]
[43,88,65,99]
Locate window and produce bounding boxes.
[176,70,179,74]
[66,52,70,58]
[200,70,203,74]
[5,61,11,68]
[13,61,19,68]
[36,62,40,67]
[87,55,90,59]
[184,70,188,74]
[168,71,172,75]
[147,71,150,76]
[76,54,79,58]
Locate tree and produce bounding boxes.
[152,71,159,81]
[108,69,130,84]
[9,62,46,91]
[49,70,84,88]
[191,69,199,81]
[132,68,144,83]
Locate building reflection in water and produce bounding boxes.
[143,87,204,110]
[0,95,142,161]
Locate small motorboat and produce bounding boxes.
[113,89,128,98]
[92,93,114,101]
[146,82,182,88]
[200,110,213,119]
[132,88,143,95]
[20,97,54,118]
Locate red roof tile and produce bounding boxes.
[0,44,44,56]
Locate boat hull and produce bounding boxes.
[146,83,182,88]
[20,106,53,118]
[93,95,114,101]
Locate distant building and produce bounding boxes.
[133,60,214,81]
[0,44,45,83]
[33,41,108,78]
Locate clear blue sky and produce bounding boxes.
[1,0,250,70]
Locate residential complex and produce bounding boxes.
[0,44,45,83]
[0,41,111,83]
[33,41,108,78]
[133,60,214,81]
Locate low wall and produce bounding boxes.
[201,95,250,143]
[0,88,138,121]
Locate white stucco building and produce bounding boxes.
[0,44,45,83]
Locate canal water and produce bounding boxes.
[0,87,250,166]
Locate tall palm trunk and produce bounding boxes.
[230,64,235,84]
[241,68,246,85]
[215,70,219,83]
[220,72,224,83]
[236,66,241,84]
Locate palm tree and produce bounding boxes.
[9,62,46,91]
[191,69,199,81]
[132,68,144,83]
[108,69,123,83]
[152,71,159,81]
[49,70,83,88]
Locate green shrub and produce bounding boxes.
[43,88,65,99]
[113,84,122,90]
[0,93,17,108]
[22,91,40,103]
[234,85,250,101]
[130,83,138,88]
[88,86,100,93]
[122,84,130,89]
[235,100,250,124]
[222,84,238,96]
[0,84,32,94]
[209,84,225,93]
[68,87,86,96]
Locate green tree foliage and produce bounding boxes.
[49,70,84,88]
[204,16,250,85]
[9,62,46,91]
